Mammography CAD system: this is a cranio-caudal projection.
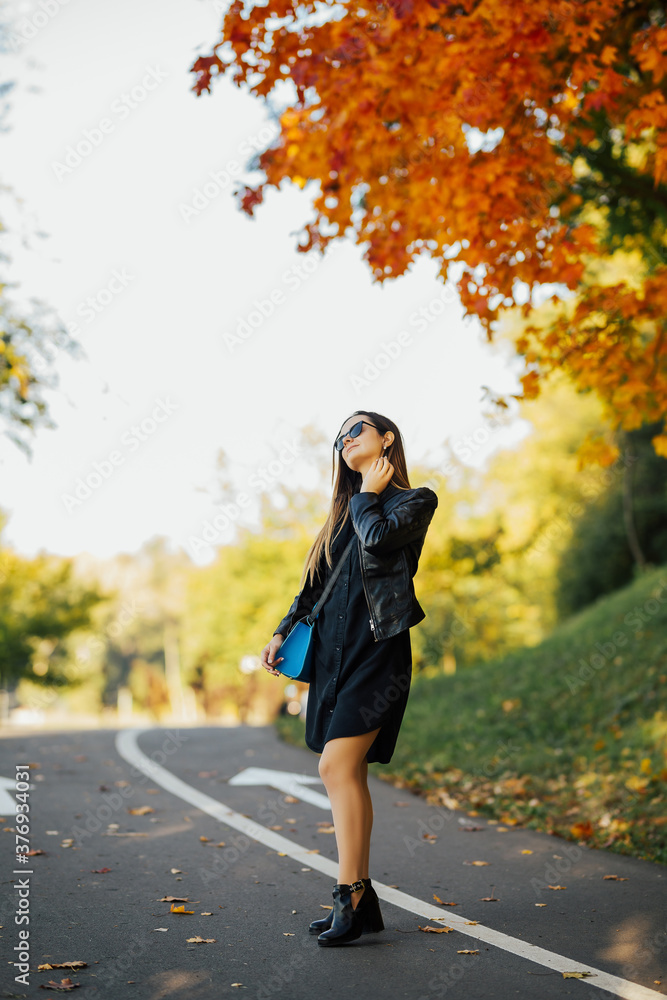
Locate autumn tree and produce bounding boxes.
[191,0,667,464]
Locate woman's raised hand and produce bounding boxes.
[360,456,394,495]
[261,635,284,676]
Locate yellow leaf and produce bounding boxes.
[170,904,194,914]
[563,971,594,979]
[419,924,454,933]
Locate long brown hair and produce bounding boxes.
[299,411,412,589]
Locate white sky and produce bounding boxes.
[0,0,532,565]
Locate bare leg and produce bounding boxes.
[360,756,373,879]
[318,729,380,910]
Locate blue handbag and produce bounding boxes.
[277,537,356,682]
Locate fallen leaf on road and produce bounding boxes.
[277,852,287,856]
[283,933,295,936]
[27,849,46,855]
[464,921,478,925]
[433,895,458,906]
[38,977,79,990]
[603,875,628,881]
[127,806,154,815]
[269,825,283,830]
[200,836,210,842]
[419,925,454,933]
[153,928,169,932]
[283,795,298,803]
[170,868,182,874]
[461,825,484,832]
[200,912,212,916]
[170,904,194,914]
[38,962,87,971]
[91,868,111,874]
[464,860,489,866]
[457,950,479,954]
[548,885,566,890]
[480,895,499,901]
[422,833,437,841]
[521,850,533,855]
[158,896,191,902]
[535,903,547,907]
[562,971,594,979]
[198,771,217,778]
[317,825,336,834]
[186,936,216,943]
[215,842,226,847]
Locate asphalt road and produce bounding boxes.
[0,724,665,1000]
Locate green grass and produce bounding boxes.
[275,563,667,865]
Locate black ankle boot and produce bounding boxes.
[309,877,384,935]
[316,880,366,946]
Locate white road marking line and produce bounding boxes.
[116,728,662,1000]
[229,766,331,810]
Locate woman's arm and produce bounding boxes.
[349,487,438,555]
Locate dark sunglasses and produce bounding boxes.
[334,420,378,452]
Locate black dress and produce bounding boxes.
[305,510,412,765]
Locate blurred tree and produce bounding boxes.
[0,514,104,689]
[554,420,667,618]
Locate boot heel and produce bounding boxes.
[317,880,366,946]
[309,877,385,937]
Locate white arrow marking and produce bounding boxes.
[0,776,30,815]
[229,767,331,811]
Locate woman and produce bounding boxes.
[260,411,438,946]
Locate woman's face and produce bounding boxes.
[337,415,385,471]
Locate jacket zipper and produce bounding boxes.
[358,541,380,642]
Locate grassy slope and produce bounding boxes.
[275,564,667,864]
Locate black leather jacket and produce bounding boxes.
[273,482,438,642]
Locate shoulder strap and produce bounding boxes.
[306,536,356,623]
